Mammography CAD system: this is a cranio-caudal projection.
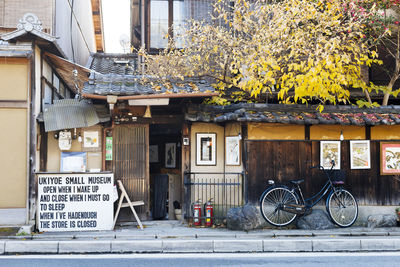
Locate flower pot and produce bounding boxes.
[174,209,182,220]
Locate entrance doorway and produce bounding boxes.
[149,124,182,220]
[112,124,149,220]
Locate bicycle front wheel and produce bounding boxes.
[327,189,358,227]
[260,186,298,227]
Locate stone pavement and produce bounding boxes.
[1,220,400,254]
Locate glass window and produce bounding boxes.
[150,0,215,49]
[53,73,60,92]
[150,0,169,49]
[43,83,52,109]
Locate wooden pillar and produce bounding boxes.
[241,123,248,204]
[39,124,48,172]
[181,122,191,220]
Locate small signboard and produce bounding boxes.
[105,137,113,161]
[37,173,114,232]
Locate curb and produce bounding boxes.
[1,238,400,254]
[1,230,396,241]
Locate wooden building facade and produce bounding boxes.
[44,52,220,221]
[186,104,400,208]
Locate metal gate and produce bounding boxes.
[113,124,149,219]
[184,172,244,224]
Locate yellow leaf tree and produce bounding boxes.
[140,0,386,109]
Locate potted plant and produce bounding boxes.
[173,201,182,220]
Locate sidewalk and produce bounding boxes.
[1,221,400,254]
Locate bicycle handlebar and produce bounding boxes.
[309,160,336,171]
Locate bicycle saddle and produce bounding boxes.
[289,179,304,185]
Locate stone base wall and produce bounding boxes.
[244,204,398,229]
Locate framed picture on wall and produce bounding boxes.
[83,131,99,148]
[380,142,400,175]
[225,136,240,165]
[350,140,371,169]
[165,143,176,168]
[196,133,216,165]
[320,141,341,170]
[82,127,102,152]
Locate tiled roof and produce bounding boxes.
[185,103,400,125]
[83,72,215,96]
[83,53,216,96]
[87,53,139,75]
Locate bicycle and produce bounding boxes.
[259,160,358,228]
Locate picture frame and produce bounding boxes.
[380,142,400,175]
[81,127,102,152]
[350,140,371,169]
[320,141,341,170]
[225,136,240,166]
[149,145,159,163]
[83,131,99,148]
[165,143,176,168]
[196,133,216,166]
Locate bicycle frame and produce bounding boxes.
[294,179,334,209]
[286,165,343,212]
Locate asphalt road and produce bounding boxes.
[1,252,400,267]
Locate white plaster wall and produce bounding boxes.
[190,123,244,206]
[190,122,243,173]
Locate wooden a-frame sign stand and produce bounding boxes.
[113,180,145,230]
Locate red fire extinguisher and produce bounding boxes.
[193,200,202,226]
[205,198,213,227]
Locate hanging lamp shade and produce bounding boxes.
[144,105,152,118]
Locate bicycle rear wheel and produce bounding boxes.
[260,186,298,227]
[326,189,358,227]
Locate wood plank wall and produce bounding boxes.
[246,141,400,206]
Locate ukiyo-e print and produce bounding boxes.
[165,143,176,168]
[225,136,240,165]
[320,141,341,170]
[380,142,400,175]
[350,140,371,169]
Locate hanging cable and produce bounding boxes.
[69,0,75,63]
[67,0,91,59]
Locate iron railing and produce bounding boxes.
[183,172,245,225]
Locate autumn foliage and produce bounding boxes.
[140,0,398,110]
